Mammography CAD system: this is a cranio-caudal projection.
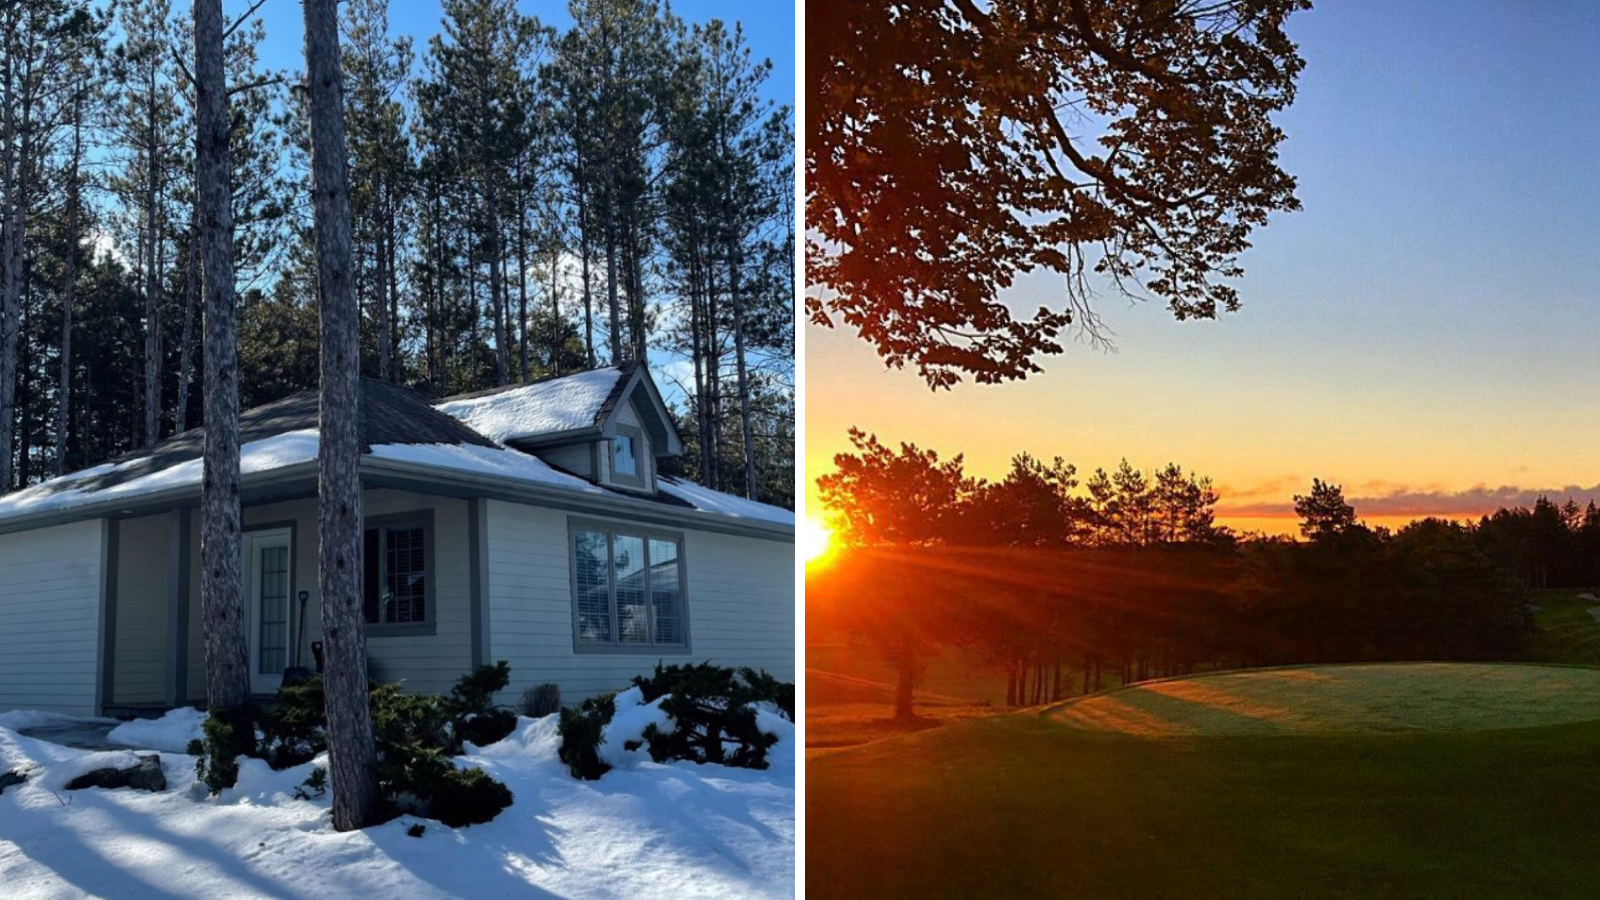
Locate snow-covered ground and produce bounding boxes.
[0,711,794,899]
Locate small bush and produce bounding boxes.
[634,663,782,769]
[556,692,617,780]
[294,766,327,801]
[261,677,328,768]
[188,663,518,826]
[456,708,518,747]
[522,683,562,718]
[192,705,261,795]
[554,664,795,780]
[428,766,514,828]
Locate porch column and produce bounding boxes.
[97,519,120,716]
[165,507,191,708]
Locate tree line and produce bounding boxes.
[0,0,794,506]
[811,431,1585,718]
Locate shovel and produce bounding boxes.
[280,591,312,689]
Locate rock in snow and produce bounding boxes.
[65,754,166,792]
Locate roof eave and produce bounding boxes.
[0,455,795,543]
[359,456,794,541]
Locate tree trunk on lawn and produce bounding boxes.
[195,0,251,712]
[894,624,915,721]
[303,0,385,832]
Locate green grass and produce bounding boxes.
[1049,662,1600,736]
[1525,589,1600,665]
[808,663,1600,899]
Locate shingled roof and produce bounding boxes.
[42,379,496,497]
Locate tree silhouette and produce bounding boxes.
[1294,478,1357,541]
[807,0,1309,388]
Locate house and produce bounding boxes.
[0,363,794,716]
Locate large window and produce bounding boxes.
[572,522,686,650]
[363,514,433,632]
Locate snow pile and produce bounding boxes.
[0,430,319,520]
[436,367,625,442]
[107,707,209,754]
[0,711,793,899]
[596,687,675,770]
[659,476,795,526]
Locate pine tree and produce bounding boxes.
[303,0,385,832]
[193,0,250,711]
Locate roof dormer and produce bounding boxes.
[433,362,684,493]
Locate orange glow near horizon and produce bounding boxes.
[802,517,834,564]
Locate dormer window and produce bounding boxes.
[609,423,648,489]
[613,433,637,477]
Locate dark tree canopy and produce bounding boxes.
[1294,477,1356,540]
[806,0,1310,388]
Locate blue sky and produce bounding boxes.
[807,0,1600,532]
[245,0,793,108]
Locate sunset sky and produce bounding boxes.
[806,0,1600,536]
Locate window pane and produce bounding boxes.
[385,526,427,624]
[362,529,380,624]
[649,538,682,645]
[574,529,612,642]
[614,534,648,643]
[614,434,637,476]
[258,545,289,674]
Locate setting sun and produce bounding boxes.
[802,517,833,563]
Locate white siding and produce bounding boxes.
[485,499,794,703]
[186,489,474,698]
[112,514,170,705]
[0,519,106,715]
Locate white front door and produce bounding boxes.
[243,528,293,695]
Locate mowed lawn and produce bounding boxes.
[807,663,1600,900]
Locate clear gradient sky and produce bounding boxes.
[244,0,793,109]
[805,0,1600,536]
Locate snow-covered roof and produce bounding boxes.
[435,366,629,443]
[0,369,793,534]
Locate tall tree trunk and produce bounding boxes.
[0,43,22,492]
[577,165,594,367]
[177,224,198,432]
[516,182,529,382]
[143,61,163,449]
[55,86,83,478]
[604,208,621,363]
[195,0,251,712]
[304,0,385,832]
[689,254,711,484]
[385,203,399,383]
[487,180,508,386]
[376,191,390,382]
[728,245,757,500]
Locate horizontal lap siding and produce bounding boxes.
[114,514,170,705]
[486,499,796,704]
[0,520,106,715]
